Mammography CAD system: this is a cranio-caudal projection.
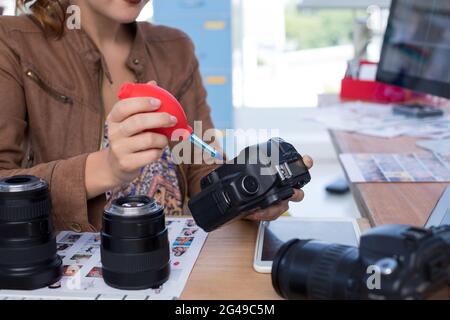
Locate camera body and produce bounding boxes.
[357,224,450,299]
[188,138,311,232]
[272,224,450,300]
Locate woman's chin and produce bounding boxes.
[116,16,141,24]
[102,5,146,24]
[110,11,143,24]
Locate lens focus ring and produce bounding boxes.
[101,243,170,273]
[0,236,58,265]
[307,244,354,299]
[0,197,51,222]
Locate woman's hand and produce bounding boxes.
[105,96,177,185]
[85,93,177,199]
[244,155,314,221]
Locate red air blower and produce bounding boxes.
[118,83,222,159]
[118,83,193,141]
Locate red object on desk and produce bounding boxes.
[340,61,415,103]
[118,83,193,140]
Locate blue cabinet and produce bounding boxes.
[153,0,231,18]
[157,18,232,71]
[202,70,232,129]
[153,0,233,129]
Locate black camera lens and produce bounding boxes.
[0,175,62,290]
[101,196,170,290]
[241,175,260,195]
[272,239,359,300]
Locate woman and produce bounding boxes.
[0,0,312,232]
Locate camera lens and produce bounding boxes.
[241,175,260,195]
[272,239,359,300]
[101,196,170,290]
[0,175,62,290]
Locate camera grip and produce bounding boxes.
[257,188,294,209]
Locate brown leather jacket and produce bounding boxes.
[0,15,218,232]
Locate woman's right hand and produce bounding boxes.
[105,96,177,185]
[85,96,177,199]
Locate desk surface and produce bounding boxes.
[181,220,279,300]
[329,131,448,226]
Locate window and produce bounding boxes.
[234,0,389,108]
[0,0,16,15]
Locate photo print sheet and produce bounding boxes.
[340,153,450,183]
[0,218,207,300]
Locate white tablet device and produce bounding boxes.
[253,217,361,273]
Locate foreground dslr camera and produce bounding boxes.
[272,224,450,300]
[189,138,311,232]
[0,175,62,290]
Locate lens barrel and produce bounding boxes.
[0,175,62,290]
[272,239,359,300]
[101,196,170,290]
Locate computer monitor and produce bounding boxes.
[377,0,450,99]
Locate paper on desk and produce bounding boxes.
[340,153,450,183]
[309,102,450,139]
[407,117,450,139]
[358,64,378,81]
[417,139,450,156]
[308,103,400,132]
[0,218,207,300]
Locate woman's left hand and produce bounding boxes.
[244,155,314,221]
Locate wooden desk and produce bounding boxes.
[181,220,279,300]
[329,131,448,226]
[181,131,449,300]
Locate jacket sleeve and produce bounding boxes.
[0,24,92,232]
[178,56,223,197]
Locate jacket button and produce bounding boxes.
[133,58,140,65]
[69,223,82,233]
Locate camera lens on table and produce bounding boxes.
[0,175,62,290]
[101,196,170,290]
[272,225,450,300]
[271,239,358,300]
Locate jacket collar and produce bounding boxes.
[65,22,151,84]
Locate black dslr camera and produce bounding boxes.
[188,138,311,232]
[272,224,450,300]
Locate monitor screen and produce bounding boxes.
[377,0,450,99]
